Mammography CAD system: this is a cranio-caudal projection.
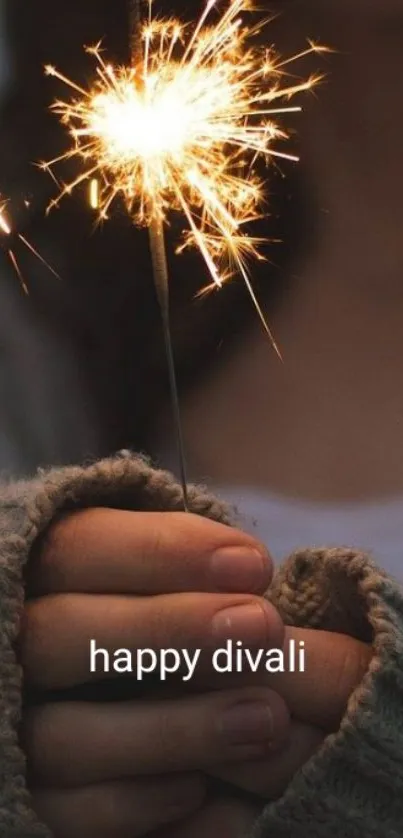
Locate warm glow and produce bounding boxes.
[43,0,326,342]
[0,203,11,236]
[0,197,60,292]
[89,177,99,209]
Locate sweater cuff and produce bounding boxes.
[253,548,403,837]
[0,452,229,837]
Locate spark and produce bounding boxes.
[42,0,327,349]
[89,178,99,209]
[0,199,60,292]
[0,205,11,236]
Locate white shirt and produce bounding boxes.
[212,485,403,579]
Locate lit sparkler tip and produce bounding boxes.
[43,0,327,347]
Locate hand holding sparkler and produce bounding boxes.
[41,0,327,508]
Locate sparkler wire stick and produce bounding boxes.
[149,216,190,508]
[42,2,328,512]
[130,0,190,510]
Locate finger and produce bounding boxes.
[266,627,372,730]
[89,625,368,739]
[193,627,371,730]
[29,508,272,596]
[162,626,371,731]
[210,720,324,799]
[23,688,289,785]
[21,592,283,689]
[153,795,261,838]
[31,775,205,838]
[183,627,371,730]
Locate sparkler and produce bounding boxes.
[0,198,60,293]
[42,0,326,508]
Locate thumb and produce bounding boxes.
[268,626,372,730]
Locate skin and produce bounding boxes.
[20,508,371,838]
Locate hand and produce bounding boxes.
[152,794,262,838]
[155,627,372,838]
[20,508,289,838]
[210,625,372,799]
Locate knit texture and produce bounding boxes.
[0,452,402,837]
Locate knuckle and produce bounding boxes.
[32,511,84,592]
[22,704,60,776]
[159,776,206,821]
[156,706,185,767]
[336,638,370,707]
[21,595,75,687]
[40,513,75,563]
[148,517,168,559]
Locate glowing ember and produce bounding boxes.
[0,198,60,292]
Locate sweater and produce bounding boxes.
[0,451,403,837]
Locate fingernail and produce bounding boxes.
[218,701,273,747]
[210,546,270,592]
[211,601,271,645]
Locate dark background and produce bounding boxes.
[0,1,321,472]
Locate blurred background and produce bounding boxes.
[0,0,316,472]
[2,1,403,572]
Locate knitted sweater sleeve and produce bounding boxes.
[0,453,402,838]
